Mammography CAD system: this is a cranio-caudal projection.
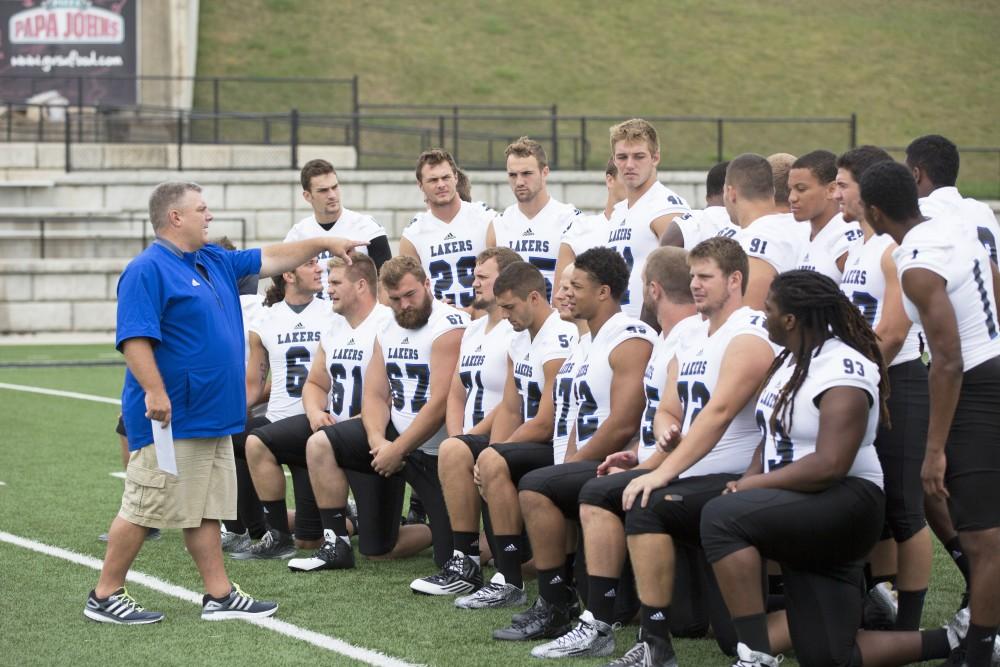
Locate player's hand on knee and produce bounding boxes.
[622,473,655,511]
[372,442,405,477]
[597,451,637,476]
[308,410,335,432]
[145,389,171,427]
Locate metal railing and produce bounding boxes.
[0,73,358,120]
[4,96,997,197]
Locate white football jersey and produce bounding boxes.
[919,187,1000,264]
[378,299,469,451]
[674,307,773,478]
[552,332,591,465]
[321,304,392,422]
[606,181,691,317]
[840,234,922,366]
[457,316,515,431]
[240,293,264,367]
[796,213,864,282]
[675,206,734,250]
[509,311,578,423]
[757,337,883,488]
[573,312,657,451]
[250,298,334,422]
[284,209,387,300]
[401,201,494,308]
[495,198,581,300]
[895,217,1000,371]
[561,212,613,258]
[637,315,704,464]
[733,213,810,275]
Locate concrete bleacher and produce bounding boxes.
[3,167,996,337]
[4,168,705,336]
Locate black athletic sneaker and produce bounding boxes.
[403,494,428,525]
[861,582,897,630]
[492,596,574,641]
[287,537,355,572]
[84,587,164,625]
[510,588,580,624]
[410,550,482,595]
[229,528,296,560]
[603,630,678,667]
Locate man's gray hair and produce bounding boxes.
[148,181,201,232]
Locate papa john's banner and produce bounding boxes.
[0,0,137,106]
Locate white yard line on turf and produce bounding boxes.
[0,531,422,667]
[0,382,120,405]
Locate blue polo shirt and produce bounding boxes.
[116,239,262,451]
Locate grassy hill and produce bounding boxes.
[196,0,1000,193]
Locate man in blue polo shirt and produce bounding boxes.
[85,181,366,625]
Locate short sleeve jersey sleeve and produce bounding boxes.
[115,258,165,349]
[430,304,470,340]
[808,341,880,407]
[741,216,804,274]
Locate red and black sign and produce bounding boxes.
[0,0,137,106]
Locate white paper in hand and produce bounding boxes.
[151,420,178,476]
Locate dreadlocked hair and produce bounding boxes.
[762,270,889,436]
[263,275,287,307]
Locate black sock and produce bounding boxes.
[452,531,479,558]
[966,623,999,667]
[319,507,348,537]
[641,604,671,641]
[494,535,523,588]
[733,613,771,654]
[919,628,952,661]
[234,457,264,537]
[564,551,577,588]
[895,588,927,630]
[262,499,289,534]
[538,565,570,608]
[944,536,973,587]
[587,575,619,625]
[222,519,246,534]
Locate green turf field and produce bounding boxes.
[0,345,968,666]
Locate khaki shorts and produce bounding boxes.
[118,436,237,529]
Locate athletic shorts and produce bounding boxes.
[251,413,312,466]
[700,478,885,667]
[625,473,739,543]
[317,418,453,567]
[578,469,648,517]
[119,437,236,530]
[453,433,491,458]
[874,359,928,542]
[489,441,554,485]
[232,415,269,459]
[576,469,718,641]
[249,413,321,540]
[946,354,1000,531]
[518,460,600,519]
